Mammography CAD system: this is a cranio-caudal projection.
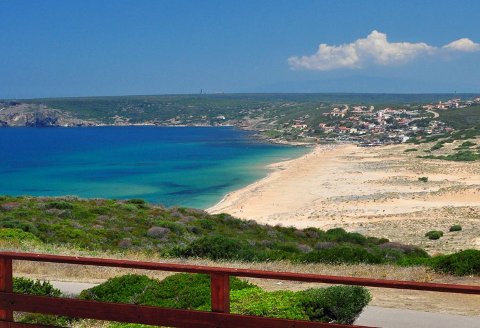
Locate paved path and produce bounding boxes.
[50,281,97,296]
[50,281,480,327]
[355,306,480,328]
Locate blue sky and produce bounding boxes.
[1,0,480,98]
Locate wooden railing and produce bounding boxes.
[0,252,479,328]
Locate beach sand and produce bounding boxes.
[208,142,480,254]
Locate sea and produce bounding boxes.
[0,127,308,209]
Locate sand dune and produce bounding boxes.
[208,143,480,254]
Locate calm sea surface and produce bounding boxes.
[0,127,307,208]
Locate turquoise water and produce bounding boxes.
[0,127,307,208]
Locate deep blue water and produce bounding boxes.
[0,127,307,208]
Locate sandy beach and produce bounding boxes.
[208,142,480,254]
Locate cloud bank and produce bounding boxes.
[288,30,479,71]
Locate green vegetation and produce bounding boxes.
[455,141,477,149]
[425,230,443,240]
[22,93,459,125]
[430,250,480,276]
[80,273,254,310]
[1,196,479,275]
[421,150,480,161]
[81,273,371,324]
[430,142,444,151]
[13,277,61,297]
[449,225,462,232]
[438,106,480,129]
[408,127,480,145]
[404,148,418,152]
[13,278,70,326]
[418,176,429,182]
[0,196,426,266]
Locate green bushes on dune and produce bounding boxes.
[0,196,479,275]
[430,250,480,276]
[80,273,371,325]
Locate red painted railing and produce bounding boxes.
[0,252,479,328]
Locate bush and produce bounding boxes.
[13,278,67,326]
[0,218,37,233]
[300,286,371,324]
[81,273,255,310]
[449,225,462,232]
[146,226,170,238]
[176,235,257,261]
[325,228,367,245]
[425,230,443,240]
[430,250,480,275]
[126,199,148,209]
[418,177,428,182]
[0,228,41,243]
[300,245,383,264]
[13,277,62,297]
[46,201,74,210]
[231,285,371,324]
[230,288,307,320]
[85,274,370,324]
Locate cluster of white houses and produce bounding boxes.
[422,97,480,110]
[283,101,470,145]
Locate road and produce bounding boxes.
[425,109,440,118]
[49,281,480,328]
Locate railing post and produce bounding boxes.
[210,273,230,314]
[0,257,13,322]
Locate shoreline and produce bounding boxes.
[207,142,480,254]
[206,144,337,212]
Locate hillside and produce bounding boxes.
[1,195,479,277]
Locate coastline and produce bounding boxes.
[207,142,480,254]
[206,143,337,212]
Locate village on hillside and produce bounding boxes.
[275,97,480,146]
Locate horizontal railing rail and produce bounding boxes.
[0,251,479,328]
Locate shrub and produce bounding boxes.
[176,235,257,261]
[119,203,138,212]
[152,220,186,234]
[404,148,418,152]
[449,225,462,232]
[301,245,383,264]
[325,228,367,245]
[430,250,480,275]
[126,199,148,209]
[231,285,371,324]
[379,242,429,258]
[459,141,476,148]
[425,230,443,240]
[13,278,67,326]
[0,228,41,243]
[13,277,62,297]
[146,226,170,238]
[430,142,444,151]
[300,286,371,324]
[0,218,37,233]
[418,177,428,182]
[82,274,371,323]
[81,273,255,310]
[230,288,307,320]
[46,201,74,210]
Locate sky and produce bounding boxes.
[1,0,480,98]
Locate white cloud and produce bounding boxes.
[289,31,479,71]
[443,38,480,52]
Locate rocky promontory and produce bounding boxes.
[0,102,97,127]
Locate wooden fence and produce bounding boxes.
[0,251,479,328]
